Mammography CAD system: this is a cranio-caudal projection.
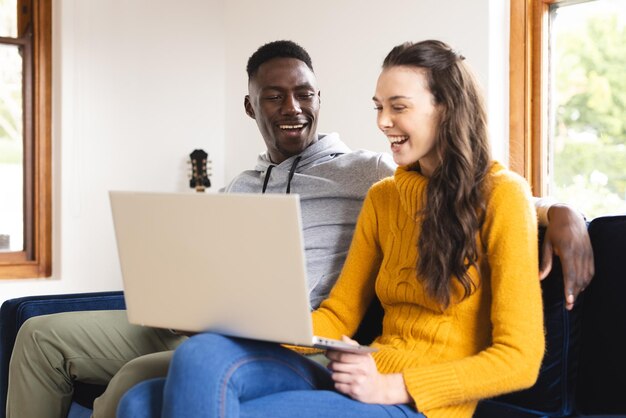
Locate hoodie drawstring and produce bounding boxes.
[261,155,302,194]
[261,164,275,194]
[286,156,301,194]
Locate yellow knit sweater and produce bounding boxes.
[311,162,545,418]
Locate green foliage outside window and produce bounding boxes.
[553,10,626,218]
[0,52,23,164]
[0,0,22,165]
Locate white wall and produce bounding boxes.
[488,0,510,162]
[224,0,508,181]
[0,0,509,303]
[0,0,226,300]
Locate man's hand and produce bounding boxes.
[540,204,594,310]
[325,336,411,404]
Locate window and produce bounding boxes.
[510,0,626,219]
[0,0,51,278]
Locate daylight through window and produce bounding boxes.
[547,0,626,218]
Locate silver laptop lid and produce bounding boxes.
[109,191,316,346]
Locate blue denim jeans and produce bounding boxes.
[117,333,426,418]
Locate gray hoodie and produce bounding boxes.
[224,133,395,309]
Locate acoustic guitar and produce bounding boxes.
[189,149,211,192]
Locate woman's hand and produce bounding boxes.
[325,336,411,404]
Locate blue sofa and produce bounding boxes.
[0,291,126,418]
[1,215,625,417]
[475,215,626,417]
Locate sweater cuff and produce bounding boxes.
[533,196,558,227]
[403,363,464,411]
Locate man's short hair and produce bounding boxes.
[246,40,314,79]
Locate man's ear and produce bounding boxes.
[318,90,321,104]
[244,95,255,119]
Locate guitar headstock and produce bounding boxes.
[189,149,211,192]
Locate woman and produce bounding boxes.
[117,40,544,418]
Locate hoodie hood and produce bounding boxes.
[254,132,351,173]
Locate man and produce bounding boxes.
[6,40,593,418]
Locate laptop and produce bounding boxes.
[109,191,376,353]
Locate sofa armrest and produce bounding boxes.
[0,291,125,418]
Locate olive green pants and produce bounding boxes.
[6,310,185,418]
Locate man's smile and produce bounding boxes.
[279,123,306,130]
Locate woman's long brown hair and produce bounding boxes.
[383,40,492,309]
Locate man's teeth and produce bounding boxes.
[388,136,409,144]
[279,124,304,129]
